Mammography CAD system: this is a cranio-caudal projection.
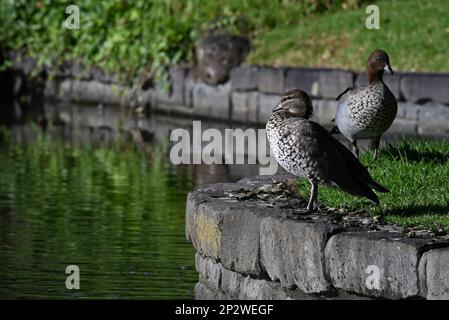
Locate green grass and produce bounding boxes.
[0,0,364,82]
[249,0,449,72]
[297,139,449,232]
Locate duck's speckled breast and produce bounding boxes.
[266,113,329,182]
[336,82,397,140]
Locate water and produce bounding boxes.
[0,100,262,299]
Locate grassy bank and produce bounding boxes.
[2,0,447,82]
[249,0,449,72]
[0,0,364,82]
[297,139,449,232]
[2,0,448,82]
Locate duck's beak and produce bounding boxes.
[272,103,283,113]
[384,63,394,74]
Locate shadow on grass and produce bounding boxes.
[379,141,449,165]
[383,204,449,217]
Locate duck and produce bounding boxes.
[333,49,397,159]
[266,89,389,212]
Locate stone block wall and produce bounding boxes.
[134,65,449,137]
[186,175,449,300]
[7,54,449,137]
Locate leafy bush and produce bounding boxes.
[0,0,366,83]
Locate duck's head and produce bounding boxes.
[272,89,313,119]
[366,49,393,82]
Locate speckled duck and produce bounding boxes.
[334,49,397,159]
[266,89,389,212]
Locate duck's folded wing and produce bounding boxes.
[310,122,389,203]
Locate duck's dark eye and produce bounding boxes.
[376,56,381,61]
[281,95,294,102]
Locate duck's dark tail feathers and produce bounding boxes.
[312,122,389,205]
[334,142,389,204]
[322,127,389,204]
[368,180,389,193]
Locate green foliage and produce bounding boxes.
[0,0,366,83]
[297,139,449,232]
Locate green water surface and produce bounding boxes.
[0,128,198,299]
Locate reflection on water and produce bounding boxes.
[0,100,266,299]
[0,130,201,298]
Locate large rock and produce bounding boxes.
[195,34,250,85]
[260,216,340,293]
[419,247,449,300]
[325,232,436,299]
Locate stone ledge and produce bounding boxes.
[9,56,449,136]
[48,79,129,105]
[41,75,449,138]
[230,65,259,92]
[186,174,449,300]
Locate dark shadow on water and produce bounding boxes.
[379,140,449,165]
[383,204,449,217]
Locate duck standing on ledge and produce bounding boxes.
[333,49,397,159]
[266,89,389,212]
